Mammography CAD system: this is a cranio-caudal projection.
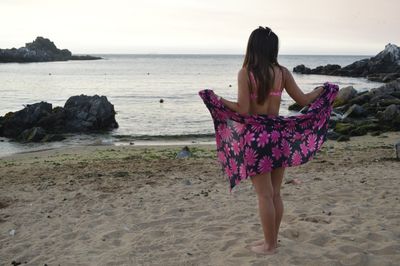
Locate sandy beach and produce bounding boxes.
[1,133,399,266]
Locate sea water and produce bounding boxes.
[0,54,383,156]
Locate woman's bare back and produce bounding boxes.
[248,65,285,116]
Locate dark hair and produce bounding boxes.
[242,26,282,104]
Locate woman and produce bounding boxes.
[199,27,338,255]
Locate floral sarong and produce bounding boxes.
[199,82,339,191]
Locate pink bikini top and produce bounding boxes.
[249,69,283,100]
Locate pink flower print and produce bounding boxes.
[239,136,245,147]
[229,158,238,175]
[291,150,302,166]
[244,132,255,146]
[316,117,326,130]
[224,143,230,156]
[256,131,269,148]
[300,143,309,156]
[244,147,258,166]
[258,155,273,173]
[225,165,232,177]
[251,124,265,133]
[219,124,232,141]
[247,169,257,177]
[310,98,323,109]
[217,151,226,164]
[271,130,280,143]
[233,122,246,134]
[294,132,302,140]
[281,140,291,157]
[214,110,228,121]
[300,120,309,128]
[281,130,289,138]
[272,147,282,160]
[239,164,247,179]
[232,140,240,155]
[304,129,312,136]
[287,121,296,132]
[215,132,222,146]
[307,134,317,151]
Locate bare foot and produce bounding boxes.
[250,243,277,255]
[247,239,279,248]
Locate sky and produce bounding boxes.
[0,0,399,55]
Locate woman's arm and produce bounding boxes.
[220,68,250,115]
[283,67,324,107]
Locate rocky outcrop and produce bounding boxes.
[0,95,118,142]
[322,79,400,140]
[0,37,102,63]
[293,44,400,83]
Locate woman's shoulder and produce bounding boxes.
[238,67,250,81]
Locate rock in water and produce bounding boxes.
[0,95,118,142]
[63,95,119,132]
[0,37,101,63]
[293,43,400,82]
[18,127,46,142]
[0,102,52,138]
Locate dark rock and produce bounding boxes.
[349,93,372,106]
[41,134,66,142]
[377,104,400,121]
[377,104,400,129]
[0,95,118,142]
[395,141,400,159]
[334,122,355,135]
[333,86,357,107]
[63,95,118,132]
[343,104,367,118]
[349,126,368,136]
[293,64,311,74]
[0,102,52,138]
[288,102,303,111]
[370,131,382,136]
[0,37,102,63]
[337,135,350,142]
[176,146,191,158]
[293,44,400,82]
[18,127,46,142]
[326,130,341,140]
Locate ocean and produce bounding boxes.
[0,54,383,156]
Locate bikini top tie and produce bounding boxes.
[249,69,283,100]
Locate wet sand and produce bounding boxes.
[0,133,399,265]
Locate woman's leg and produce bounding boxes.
[271,167,285,246]
[250,172,277,254]
[249,167,285,248]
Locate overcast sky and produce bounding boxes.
[0,0,398,55]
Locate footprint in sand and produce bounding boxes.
[299,215,331,224]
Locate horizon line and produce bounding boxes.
[76,53,373,57]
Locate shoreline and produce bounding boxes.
[0,134,216,158]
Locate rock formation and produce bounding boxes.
[0,37,102,63]
[293,44,400,83]
[0,95,118,142]
[325,79,400,140]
